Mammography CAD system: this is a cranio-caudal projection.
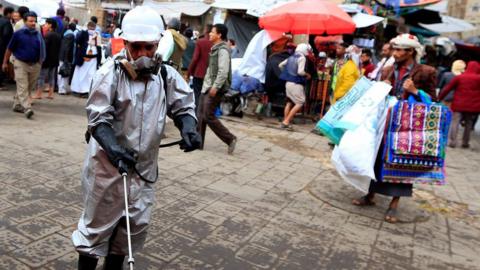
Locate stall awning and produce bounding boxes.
[420,15,476,33]
[64,0,86,8]
[210,0,296,17]
[142,0,211,17]
[210,0,251,10]
[101,2,132,10]
[351,12,385,28]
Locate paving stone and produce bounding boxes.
[186,236,240,266]
[183,187,225,205]
[368,250,414,270]
[1,90,480,269]
[202,200,244,218]
[375,230,414,259]
[192,210,228,226]
[57,225,77,239]
[10,233,72,268]
[3,199,60,223]
[127,253,167,270]
[0,255,30,270]
[15,217,63,241]
[0,198,13,211]
[172,216,216,240]
[163,198,207,216]
[219,258,263,270]
[0,229,31,253]
[144,231,196,262]
[235,244,278,269]
[44,251,77,270]
[210,218,257,244]
[44,206,82,227]
[162,255,215,270]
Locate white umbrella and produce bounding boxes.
[351,12,384,28]
[339,3,385,28]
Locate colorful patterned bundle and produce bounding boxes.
[381,100,452,185]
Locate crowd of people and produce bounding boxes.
[0,2,479,268]
[0,5,110,117]
[272,32,480,222]
[0,4,243,123]
[271,31,479,152]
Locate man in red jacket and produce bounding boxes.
[188,24,212,113]
[439,61,480,148]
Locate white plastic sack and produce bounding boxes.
[332,95,397,193]
[335,81,392,131]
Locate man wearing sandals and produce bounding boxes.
[352,34,437,223]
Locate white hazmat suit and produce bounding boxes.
[71,51,196,256]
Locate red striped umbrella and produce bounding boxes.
[259,0,356,35]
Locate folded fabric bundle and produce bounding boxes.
[380,99,452,185]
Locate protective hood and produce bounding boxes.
[464,61,480,75]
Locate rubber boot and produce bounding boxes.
[78,254,98,270]
[103,254,125,270]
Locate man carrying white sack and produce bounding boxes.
[71,6,201,270]
[351,34,436,224]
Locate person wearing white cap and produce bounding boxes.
[380,33,437,99]
[72,6,201,269]
[278,43,312,130]
[352,33,437,223]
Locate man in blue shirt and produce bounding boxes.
[2,11,45,119]
[53,8,65,34]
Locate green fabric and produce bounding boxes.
[207,42,231,93]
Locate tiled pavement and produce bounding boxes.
[0,87,479,270]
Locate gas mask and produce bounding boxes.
[121,48,160,80]
[132,56,159,77]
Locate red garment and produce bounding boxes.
[188,37,212,79]
[439,61,480,113]
[362,61,375,77]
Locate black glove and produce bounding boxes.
[92,123,136,174]
[174,114,202,152]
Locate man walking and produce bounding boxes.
[188,24,212,111]
[2,11,44,119]
[33,18,61,99]
[198,23,237,154]
[0,6,14,89]
[72,6,201,269]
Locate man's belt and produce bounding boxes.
[83,54,98,62]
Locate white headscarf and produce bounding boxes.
[390,34,424,62]
[295,43,311,56]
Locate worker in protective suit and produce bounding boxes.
[71,6,201,270]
